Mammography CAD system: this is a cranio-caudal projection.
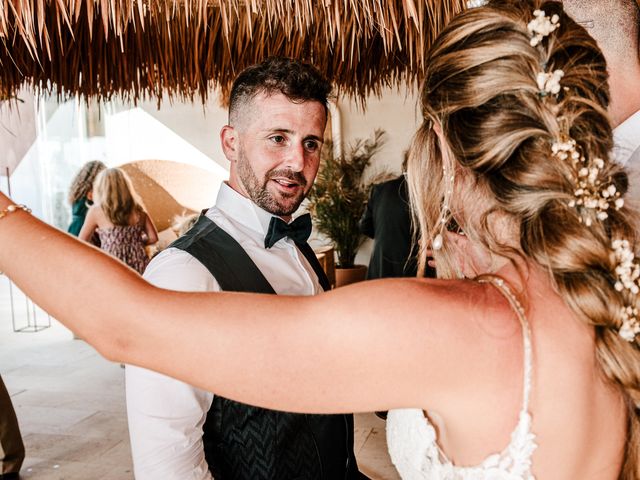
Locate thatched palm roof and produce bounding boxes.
[0,0,465,104]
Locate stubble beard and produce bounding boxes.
[236,150,308,217]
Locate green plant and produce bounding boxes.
[307,129,386,268]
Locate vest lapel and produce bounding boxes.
[170,215,276,294]
[295,241,331,292]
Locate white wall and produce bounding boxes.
[119,97,230,173]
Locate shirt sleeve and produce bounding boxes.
[126,248,219,480]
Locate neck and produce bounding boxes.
[609,62,640,127]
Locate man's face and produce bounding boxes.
[223,92,326,219]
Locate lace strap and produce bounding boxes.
[478,277,534,413]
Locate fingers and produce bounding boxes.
[425,246,436,269]
[425,230,468,273]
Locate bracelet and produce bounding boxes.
[0,204,31,220]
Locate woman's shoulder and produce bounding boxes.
[368,277,527,418]
[86,203,103,220]
[88,204,113,228]
[364,276,525,371]
[399,276,522,330]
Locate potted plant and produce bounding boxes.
[307,129,386,287]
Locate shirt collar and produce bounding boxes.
[613,109,640,166]
[210,182,281,236]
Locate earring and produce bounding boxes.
[433,162,454,251]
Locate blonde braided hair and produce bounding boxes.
[408,1,640,475]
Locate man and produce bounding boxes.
[359,154,435,280]
[125,57,365,480]
[359,173,416,279]
[562,0,640,194]
[0,375,24,480]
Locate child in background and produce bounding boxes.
[79,168,158,274]
[67,160,106,238]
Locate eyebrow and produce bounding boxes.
[304,134,324,143]
[262,128,324,142]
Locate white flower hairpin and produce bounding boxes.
[527,9,560,47]
[552,138,624,226]
[537,69,564,96]
[530,8,635,344]
[612,239,640,342]
[528,10,563,97]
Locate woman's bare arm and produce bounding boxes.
[77,206,99,241]
[0,193,513,415]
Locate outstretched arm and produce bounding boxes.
[0,193,509,415]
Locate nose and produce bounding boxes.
[285,142,306,172]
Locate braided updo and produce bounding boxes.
[408,0,640,476]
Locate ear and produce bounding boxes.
[431,121,448,157]
[220,125,239,162]
[432,122,456,172]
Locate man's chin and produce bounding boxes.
[265,192,305,216]
[273,203,302,217]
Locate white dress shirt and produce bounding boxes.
[125,183,323,480]
[614,110,640,203]
[614,110,640,166]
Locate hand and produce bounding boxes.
[426,248,436,270]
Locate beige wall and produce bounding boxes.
[131,85,421,176]
[338,87,421,175]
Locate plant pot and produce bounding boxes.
[334,265,367,288]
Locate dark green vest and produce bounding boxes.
[170,215,363,480]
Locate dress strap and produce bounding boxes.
[478,276,533,413]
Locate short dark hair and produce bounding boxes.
[561,0,639,62]
[228,57,332,125]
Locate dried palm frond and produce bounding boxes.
[0,0,466,105]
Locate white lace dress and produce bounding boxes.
[386,278,537,480]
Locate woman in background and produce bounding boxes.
[79,167,158,274]
[66,160,106,237]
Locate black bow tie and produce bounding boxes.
[264,213,312,248]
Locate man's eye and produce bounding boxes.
[270,135,285,144]
[304,140,319,151]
